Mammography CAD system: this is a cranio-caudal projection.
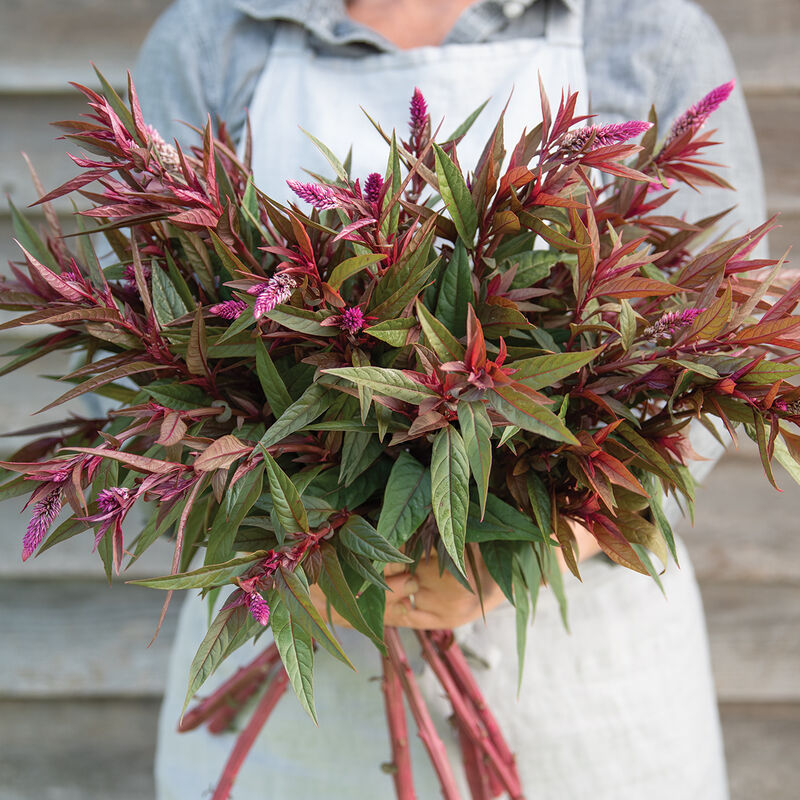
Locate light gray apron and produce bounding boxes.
[156,4,729,797]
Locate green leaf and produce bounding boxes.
[381,132,402,237]
[151,264,189,326]
[186,307,208,376]
[256,338,293,418]
[512,347,602,388]
[8,198,57,269]
[377,453,432,547]
[318,543,381,645]
[273,567,354,668]
[415,300,465,362]
[539,541,569,631]
[327,254,385,290]
[430,427,470,577]
[479,540,516,604]
[258,382,334,449]
[618,299,636,351]
[143,382,211,411]
[512,557,530,690]
[262,451,309,534]
[131,551,271,590]
[339,515,412,563]
[467,494,543,543]
[266,595,317,723]
[300,126,350,183]
[266,305,337,337]
[364,317,417,347]
[323,367,437,405]
[457,401,492,518]
[182,603,253,715]
[526,472,552,538]
[490,386,578,445]
[205,464,265,565]
[434,240,472,337]
[433,144,478,245]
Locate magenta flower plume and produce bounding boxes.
[96,487,132,514]
[364,172,384,204]
[666,80,735,144]
[339,306,365,335]
[253,272,297,320]
[22,487,62,561]
[286,179,340,210]
[643,307,705,339]
[247,591,271,626]
[123,261,152,288]
[558,121,653,155]
[409,87,429,140]
[209,299,248,320]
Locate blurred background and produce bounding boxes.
[0,1,798,798]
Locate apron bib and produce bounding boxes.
[246,0,588,199]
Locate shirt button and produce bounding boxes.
[502,0,526,18]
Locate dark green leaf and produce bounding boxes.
[457,401,492,518]
[430,426,470,577]
[339,515,412,563]
[256,337,293,418]
[433,144,478,245]
[377,452,431,547]
[434,240,472,337]
[262,451,309,534]
[131,551,270,590]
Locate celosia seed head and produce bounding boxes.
[209,299,248,320]
[247,591,271,626]
[286,179,339,210]
[22,487,62,561]
[363,172,384,204]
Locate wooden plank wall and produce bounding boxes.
[0,1,798,798]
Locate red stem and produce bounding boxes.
[429,631,518,773]
[381,654,418,800]
[211,666,290,800]
[179,644,280,732]
[385,628,463,800]
[455,718,493,800]
[416,632,524,799]
[206,679,263,735]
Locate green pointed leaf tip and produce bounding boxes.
[433,144,478,245]
[431,427,470,576]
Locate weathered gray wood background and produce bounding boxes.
[0,1,798,797]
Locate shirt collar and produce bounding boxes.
[233,0,578,24]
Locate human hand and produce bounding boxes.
[309,545,506,631]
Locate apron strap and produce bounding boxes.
[544,0,584,46]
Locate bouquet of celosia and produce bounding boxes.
[2,70,798,799]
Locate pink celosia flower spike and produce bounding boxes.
[558,121,653,155]
[643,307,705,339]
[22,487,62,561]
[409,87,429,139]
[286,179,340,210]
[666,80,736,144]
[209,299,248,320]
[339,306,366,335]
[253,273,298,320]
[363,172,384,204]
[247,591,271,626]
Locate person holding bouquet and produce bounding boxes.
[133,0,766,797]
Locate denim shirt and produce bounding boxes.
[134,0,766,240]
